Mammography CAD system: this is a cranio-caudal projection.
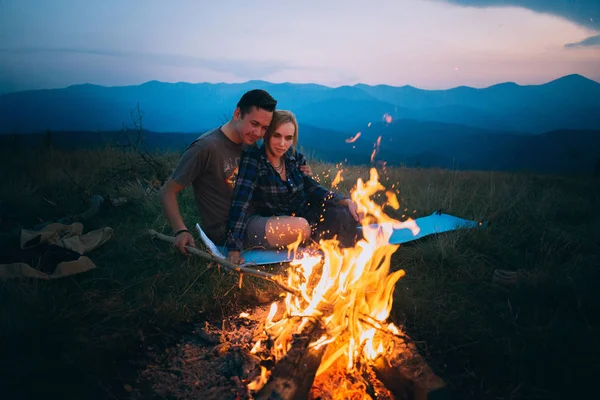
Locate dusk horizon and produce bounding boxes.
[2,0,599,94]
[3,72,599,96]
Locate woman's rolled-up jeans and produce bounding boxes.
[244,204,360,249]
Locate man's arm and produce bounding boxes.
[159,139,209,255]
[159,178,196,255]
[225,150,260,262]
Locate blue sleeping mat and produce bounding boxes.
[196,212,486,266]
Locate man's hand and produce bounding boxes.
[340,198,363,222]
[173,231,195,255]
[300,164,312,176]
[227,250,244,265]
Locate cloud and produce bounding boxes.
[0,47,294,79]
[439,0,600,29]
[565,34,600,48]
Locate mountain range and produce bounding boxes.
[1,74,599,174]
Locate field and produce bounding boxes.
[1,140,598,400]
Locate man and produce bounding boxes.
[159,89,311,255]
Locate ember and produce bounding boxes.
[345,132,362,143]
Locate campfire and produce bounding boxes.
[145,167,446,400]
[242,168,443,399]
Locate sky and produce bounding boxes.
[0,0,599,93]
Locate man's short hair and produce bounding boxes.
[237,89,277,117]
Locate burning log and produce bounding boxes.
[254,319,328,400]
[372,336,447,400]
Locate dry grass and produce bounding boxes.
[0,142,599,400]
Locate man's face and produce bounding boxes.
[234,106,273,145]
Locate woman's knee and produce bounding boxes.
[295,217,311,240]
[266,216,311,246]
[285,217,311,241]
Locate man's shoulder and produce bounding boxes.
[187,127,224,149]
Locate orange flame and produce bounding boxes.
[370,136,382,163]
[247,366,270,392]
[345,132,361,143]
[247,168,420,393]
[385,190,400,209]
[250,340,262,354]
[331,169,343,189]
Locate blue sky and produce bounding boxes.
[0,0,598,93]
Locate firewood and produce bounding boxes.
[372,340,447,400]
[254,320,328,400]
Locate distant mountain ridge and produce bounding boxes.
[1,74,599,135]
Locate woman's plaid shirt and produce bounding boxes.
[225,145,345,251]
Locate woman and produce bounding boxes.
[225,110,361,264]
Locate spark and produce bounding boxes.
[345,132,361,143]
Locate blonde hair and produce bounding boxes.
[264,110,298,153]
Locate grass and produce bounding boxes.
[1,142,599,400]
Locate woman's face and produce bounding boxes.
[268,122,295,158]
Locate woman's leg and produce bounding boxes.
[246,215,311,248]
[312,205,360,247]
[265,216,311,247]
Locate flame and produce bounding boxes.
[370,136,382,163]
[250,340,262,354]
[385,190,400,209]
[331,169,343,189]
[247,366,270,392]
[252,167,420,392]
[345,132,361,143]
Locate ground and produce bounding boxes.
[1,142,599,399]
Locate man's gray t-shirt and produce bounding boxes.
[171,128,243,244]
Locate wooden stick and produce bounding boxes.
[358,314,409,342]
[148,229,299,295]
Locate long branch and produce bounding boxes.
[148,229,299,295]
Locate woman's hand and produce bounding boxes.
[227,250,244,265]
[340,198,363,222]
